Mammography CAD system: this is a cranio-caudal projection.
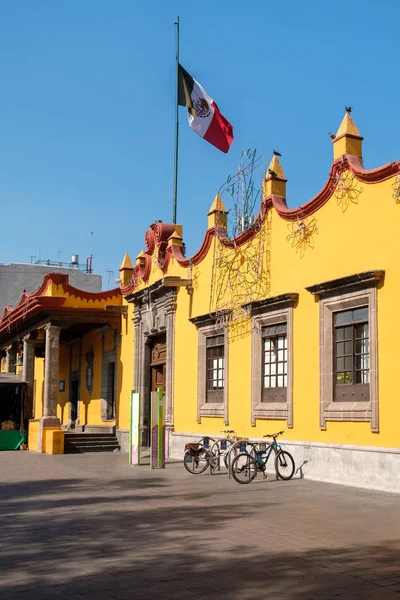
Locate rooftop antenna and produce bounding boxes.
[57,250,63,264]
[106,270,115,288]
[29,255,36,264]
[86,232,94,274]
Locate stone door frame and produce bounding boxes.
[129,282,177,448]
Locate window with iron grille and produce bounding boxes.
[206,335,224,403]
[262,323,287,402]
[334,306,369,401]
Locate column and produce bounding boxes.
[22,338,35,421]
[5,345,16,373]
[43,324,61,424]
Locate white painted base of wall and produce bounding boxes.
[170,432,400,494]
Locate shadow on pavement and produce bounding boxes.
[1,462,400,599]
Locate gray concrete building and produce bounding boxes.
[0,263,102,312]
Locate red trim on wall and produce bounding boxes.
[265,155,400,221]
[0,272,122,338]
[121,153,400,296]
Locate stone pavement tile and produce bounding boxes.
[1,452,400,599]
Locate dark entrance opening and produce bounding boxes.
[0,376,26,450]
[70,378,79,422]
[0,381,24,427]
[106,361,116,420]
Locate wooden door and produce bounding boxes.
[150,339,166,394]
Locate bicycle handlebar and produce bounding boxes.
[263,430,285,438]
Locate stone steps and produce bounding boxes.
[64,433,120,454]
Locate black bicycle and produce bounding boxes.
[231,431,295,484]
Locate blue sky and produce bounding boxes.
[0,0,398,288]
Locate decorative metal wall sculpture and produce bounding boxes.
[392,175,400,204]
[209,150,271,342]
[219,148,265,238]
[331,170,363,212]
[286,216,319,258]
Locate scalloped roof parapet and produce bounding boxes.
[0,273,122,337]
[121,153,400,296]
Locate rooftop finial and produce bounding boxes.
[332,109,363,161]
[264,154,287,198]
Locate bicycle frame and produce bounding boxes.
[248,438,282,472]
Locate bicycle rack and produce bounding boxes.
[209,438,224,475]
[227,439,250,479]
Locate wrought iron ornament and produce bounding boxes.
[286,216,319,258]
[210,150,271,341]
[331,170,363,212]
[219,148,265,239]
[392,175,400,204]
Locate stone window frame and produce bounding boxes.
[248,294,297,428]
[191,314,229,424]
[306,271,384,433]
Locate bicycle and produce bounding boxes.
[183,431,241,475]
[183,435,215,475]
[231,431,295,484]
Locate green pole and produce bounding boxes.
[172,16,180,225]
[157,387,164,468]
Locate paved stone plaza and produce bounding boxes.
[1,452,400,599]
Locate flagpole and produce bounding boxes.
[172,16,179,225]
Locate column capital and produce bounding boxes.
[23,331,38,342]
[45,323,62,333]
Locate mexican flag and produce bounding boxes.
[178,64,234,153]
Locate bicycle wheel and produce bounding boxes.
[231,452,258,484]
[275,450,295,480]
[183,448,210,474]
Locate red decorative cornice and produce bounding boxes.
[0,273,122,339]
[121,154,400,296]
[153,222,176,244]
[138,254,151,282]
[265,155,400,221]
[0,297,66,337]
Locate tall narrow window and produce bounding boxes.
[262,323,287,402]
[334,306,369,401]
[206,335,224,403]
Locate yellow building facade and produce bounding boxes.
[1,110,400,491]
